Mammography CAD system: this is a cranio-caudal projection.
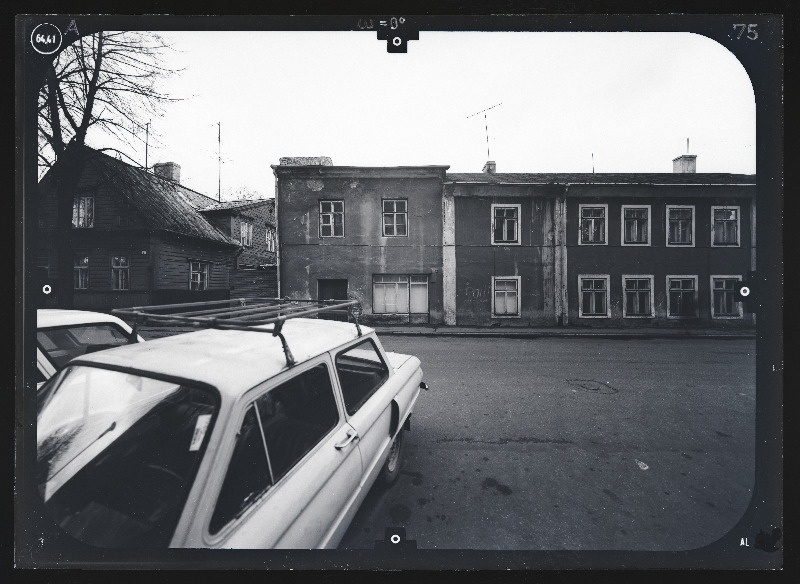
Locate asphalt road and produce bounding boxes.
[339,336,756,551]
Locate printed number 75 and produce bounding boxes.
[733,24,758,40]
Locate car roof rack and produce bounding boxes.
[112,298,363,368]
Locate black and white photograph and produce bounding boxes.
[15,12,784,572]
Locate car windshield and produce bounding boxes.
[37,323,135,371]
[37,365,218,548]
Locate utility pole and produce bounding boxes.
[217,122,221,202]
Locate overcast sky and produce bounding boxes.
[92,30,756,199]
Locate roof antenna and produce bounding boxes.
[592,152,595,174]
[467,102,503,161]
[217,122,222,202]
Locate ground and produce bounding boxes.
[338,336,756,551]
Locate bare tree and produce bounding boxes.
[38,30,178,308]
[38,30,178,173]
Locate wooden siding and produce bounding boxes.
[153,235,233,290]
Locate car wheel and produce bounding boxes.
[380,429,405,486]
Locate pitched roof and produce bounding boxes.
[445,172,756,185]
[199,198,274,212]
[67,146,239,247]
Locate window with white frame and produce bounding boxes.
[111,256,130,290]
[711,276,743,318]
[579,204,608,245]
[579,275,610,317]
[319,200,344,237]
[382,199,408,237]
[622,205,650,245]
[666,205,694,246]
[667,276,698,317]
[491,204,521,245]
[623,275,654,317]
[74,254,89,290]
[492,276,521,317]
[373,275,428,314]
[190,260,210,291]
[72,196,94,228]
[711,206,740,247]
[265,227,276,253]
[240,221,253,247]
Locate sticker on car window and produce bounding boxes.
[190,414,212,451]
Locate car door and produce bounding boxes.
[198,357,363,549]
[333,336,396,489]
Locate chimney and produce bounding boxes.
[279,156,333,166]
[482,160,496,174]
[153,162,181,183]
[672,154,696,173]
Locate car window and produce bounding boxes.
[37,366,218,548]
[37,324,133,370]
[335,339,390,416]
[209,363,339,534]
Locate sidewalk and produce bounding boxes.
[370,324,756,340]
[136,323,755,340]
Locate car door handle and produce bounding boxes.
[334,430,359,449]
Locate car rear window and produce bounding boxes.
[37,323,134,370]
[37,365,218,548]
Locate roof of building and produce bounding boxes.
[445,172,756,185]
[53,145,239,247]
[72,318,375,397]
[199,198,274,212]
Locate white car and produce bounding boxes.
[36,309,143,385]
[36,304,426,549]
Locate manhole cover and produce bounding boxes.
[566,379,619,394]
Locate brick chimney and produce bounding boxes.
[153,162,181,183]
[482,160,496,174]
[672,154,696,173]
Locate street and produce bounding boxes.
[339,336,756,551]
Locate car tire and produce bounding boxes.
[380,429,405,486]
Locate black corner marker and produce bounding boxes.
[376,17,419,53]
[374,526,418,550]
[753,527,782,552]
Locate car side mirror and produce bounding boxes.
[419,381,429,391]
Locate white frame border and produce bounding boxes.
[490,203,522,246]
[577,203,609,246]
[620,204,651,247]
[621,274,655,318]
[665,204,695,247]
[710,274,744,319]
[577,274,611,318]
[710,205,741,248]
[491,275,522,318]
[666,274,699,319]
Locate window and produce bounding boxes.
[579,204,608,245]
[711,206,740,247]
[579,275,610,318]
[667,276,698,318]
[491,204,521,245]
[319,201,344,237]
[336,340,390,416]
[265,227,276,253]
[382,199,407,237]
[711,276,743,318]
[240,221,253,247]
[372,275,429,314]
[623,276,654,318]
[492,276,521,317]
[111,256,130,291]
[210,363,338,534]
[189,261,210,291]
[622,205,650,245]
[72,196,94,228]
[666,205,694,246]
[74,254,89,289]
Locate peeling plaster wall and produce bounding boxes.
[277,170,446,324]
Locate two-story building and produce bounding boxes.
[273,154,756,329]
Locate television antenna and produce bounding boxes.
[467,102,503,160]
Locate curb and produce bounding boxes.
[373,329,756,340]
